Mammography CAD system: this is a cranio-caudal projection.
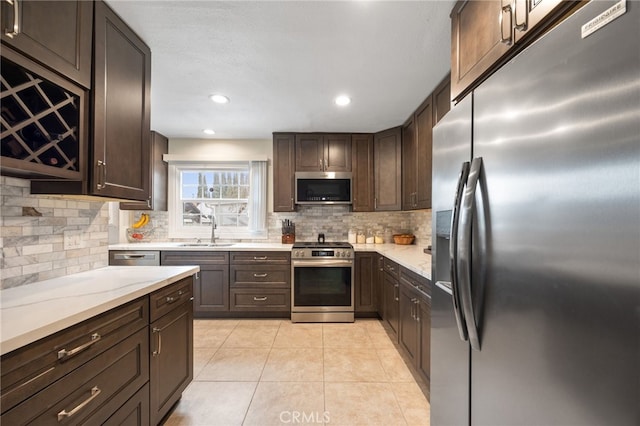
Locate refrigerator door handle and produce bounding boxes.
[450,161,470,342]
[458,157,483,351]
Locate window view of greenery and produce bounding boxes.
[180,169,249,227]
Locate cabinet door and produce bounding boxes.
[92,1,151,201]
[295,134,324,171]
[415,97,433,209]
[150,301,193,425]
[195,267,230,314]
[0,0,93,88]
[383,272,400,337]
[432,75,452,126]
[355,252,377,313]
[399,284,418,363]
[324,134,351,172]
[119,131,169,211]
[351,134,375,212]
[402,118,417,210]
[450,0,513,101]
[418,296,431,390]
[273,133,296,212]
[374,127,402,211]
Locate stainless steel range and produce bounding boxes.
[291,242,354,323]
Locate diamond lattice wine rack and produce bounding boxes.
[1,53,86,179]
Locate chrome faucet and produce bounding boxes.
[210,214,217,244]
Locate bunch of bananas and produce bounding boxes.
[132,213,150,229]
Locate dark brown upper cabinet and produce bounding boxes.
[403,96,433,210]
[0,47,88,180]
[0,0,93,88]
[451,0,576,102]
[295,133,351,172]
[374,127,402,211]
[120,131,169,211]
[432,74,452,126]
[273,133,296,212]
[31,1,152,201]
[351,134,375,212]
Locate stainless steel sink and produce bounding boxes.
[179,243,234,247]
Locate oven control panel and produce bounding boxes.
[292,249,353,258]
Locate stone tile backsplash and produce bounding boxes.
[1,177,109,289]
[1,175,431,289]
[128,206,432,246]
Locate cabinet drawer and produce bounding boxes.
[230,251,291,265]
[1,298,148,414]
[2,328,149,425]
[383,257,400,280]
[230,265,290,288]
[399,266,431,297]
[149,277,193,323]
[161,251,229,265]
[102,383,149,426]
[230,289,291,312]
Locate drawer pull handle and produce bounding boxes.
[152,327,162,356]
[57,333,101,361]
[253,256,268,260]
[57,386,101,421]
[253,273,268,278]
[253,296,268,301]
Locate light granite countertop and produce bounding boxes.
[109,242,294,251]
[352,243,431,279]
[109,242,431,279]
[0,265,199,355]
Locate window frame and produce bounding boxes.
[168,161,267,240]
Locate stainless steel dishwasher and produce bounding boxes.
[109,250,161,266]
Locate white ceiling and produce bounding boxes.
[106,0,455,140]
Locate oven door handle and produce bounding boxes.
[292,260,354,267]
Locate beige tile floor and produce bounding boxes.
[165,319,430,426]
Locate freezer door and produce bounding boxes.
[431,94,472,425]
[470,1,640,425]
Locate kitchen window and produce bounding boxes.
[168,161,267,239]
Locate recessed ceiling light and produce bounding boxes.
[203,129,215,135]
[334,95,351,106]
[209,94,230,104]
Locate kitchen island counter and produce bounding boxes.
[0,265,199,355]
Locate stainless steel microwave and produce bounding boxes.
[295,172,352,205]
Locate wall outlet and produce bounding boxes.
[63,230,84,250]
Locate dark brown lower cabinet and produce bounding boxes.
[228,251,291,314]
[2,328,149,425]
[161,251,230,316]
[104,383,150,426]
[382,271,400,338]
[399,282,420,363]
[398,267,432,398]
[0,276,195,426]
[418,295,431,396]
[354,252,379,314]
[149,279,194,424]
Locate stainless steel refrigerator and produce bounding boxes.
[431,1,639,425]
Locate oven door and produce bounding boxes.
[292,259,354,312]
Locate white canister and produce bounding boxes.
[348,229,357,244]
